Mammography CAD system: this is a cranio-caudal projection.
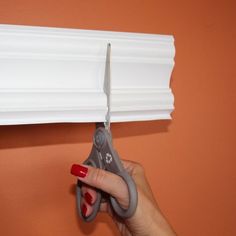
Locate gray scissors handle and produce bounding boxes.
[77,164,137,221]
[76,147,102,222]
[94,127,138,219]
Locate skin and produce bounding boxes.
[76,160,176,236]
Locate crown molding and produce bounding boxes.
[0,24,175,125]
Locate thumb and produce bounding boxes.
[71,164,129,208]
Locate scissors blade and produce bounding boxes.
[103,43,111,130]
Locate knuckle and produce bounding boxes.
[134,162,144,173]
[91,168,106,187]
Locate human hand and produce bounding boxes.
[71,160,176,236]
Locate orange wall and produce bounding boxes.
[0,0,235,235]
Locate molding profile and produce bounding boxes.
[0,24,175,125]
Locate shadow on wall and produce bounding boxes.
[0,120,171,149]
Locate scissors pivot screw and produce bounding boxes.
[94,131,105,149]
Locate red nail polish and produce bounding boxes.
[71,164,88,178]
[82,204,87,216]
[85,192,93,205]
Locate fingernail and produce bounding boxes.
[85,192,93,205]
[82,204,87,217]
[70,164,88,178]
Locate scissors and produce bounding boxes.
[76,43,138,222]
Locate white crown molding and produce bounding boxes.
[0,24,175,125]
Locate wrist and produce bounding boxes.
[148,209,176,236]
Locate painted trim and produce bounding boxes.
[0,24,175,125]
